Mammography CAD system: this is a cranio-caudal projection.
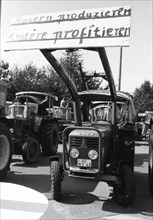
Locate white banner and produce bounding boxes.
[5,5,131,51]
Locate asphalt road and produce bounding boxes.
[5,141,153,219]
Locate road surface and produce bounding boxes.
[3,141,153,219]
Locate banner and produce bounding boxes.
[5,5,131,51]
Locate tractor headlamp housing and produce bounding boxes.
[88,150,98,160]
[70,148,79,159]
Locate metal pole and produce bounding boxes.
[118,47,123,91]
[40,49,82,126]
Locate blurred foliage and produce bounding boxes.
[59,50,100,92]
[0,60,9,81]
[133,80,153,113]
[0,51,100,102]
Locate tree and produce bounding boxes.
[4,51,101,102]
[133,80,153,113]
[6,63,50,100]
[6,62,69,101]
[59,50,100,92]
[0,60,9,81]
[44,65,67,98]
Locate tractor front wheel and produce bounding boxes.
[50,160,61,200]
[113,165,135,207]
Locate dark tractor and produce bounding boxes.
[0,80,12,179]
[6,91,59,163]
[41,48,137,207]
[50,90,136,207]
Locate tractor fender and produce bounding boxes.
[0,116,11,128]
[50,156,59,163]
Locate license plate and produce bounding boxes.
[77,159,91,167]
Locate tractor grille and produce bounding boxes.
[70,136,99,149]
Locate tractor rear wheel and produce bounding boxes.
[22,137,40,164]
[0,122,12,179]
[113,165,135,207]
[50,160,61,200]
[41,122,59,156]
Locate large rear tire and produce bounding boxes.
[0,122,12,179]
[113,165,135,207]
[22,137,40,164]
[41,122,59,156]
[50,161,61,200]
[148,132,153,195]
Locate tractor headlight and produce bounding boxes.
[88,150,98,160]
[10,128,14,134]
[70,148,79,159]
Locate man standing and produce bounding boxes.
[60,97,67,108]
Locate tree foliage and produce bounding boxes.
[60,50,100,92]
[0,60,9,81]
[1,51,100,101]
[133,80,153,113]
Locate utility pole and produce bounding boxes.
[118,47,123,91]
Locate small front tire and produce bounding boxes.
[50,161,61,200]
[113,165,135,207]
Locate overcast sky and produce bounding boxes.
[1,0,152,93]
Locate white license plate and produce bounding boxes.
[77,159,91,167]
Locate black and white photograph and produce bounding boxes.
[0,0,153,219]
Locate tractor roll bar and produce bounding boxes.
[41,47,118,151]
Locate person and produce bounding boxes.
[146,117,153,142]
[142,113,152,139]
[60,97,68,108]
[81,102,88,122]
[37,100,48,115]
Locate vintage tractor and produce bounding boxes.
[4,4,136,205]
[0,80,12,179]
[41,48,137,207]
[6,91,59,163]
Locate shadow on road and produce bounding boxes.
[11,153,50,168]
[60,177,101,205]
[5,172,50,194]
[102,171,153,216]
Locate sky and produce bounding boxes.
[1,0,153,93]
